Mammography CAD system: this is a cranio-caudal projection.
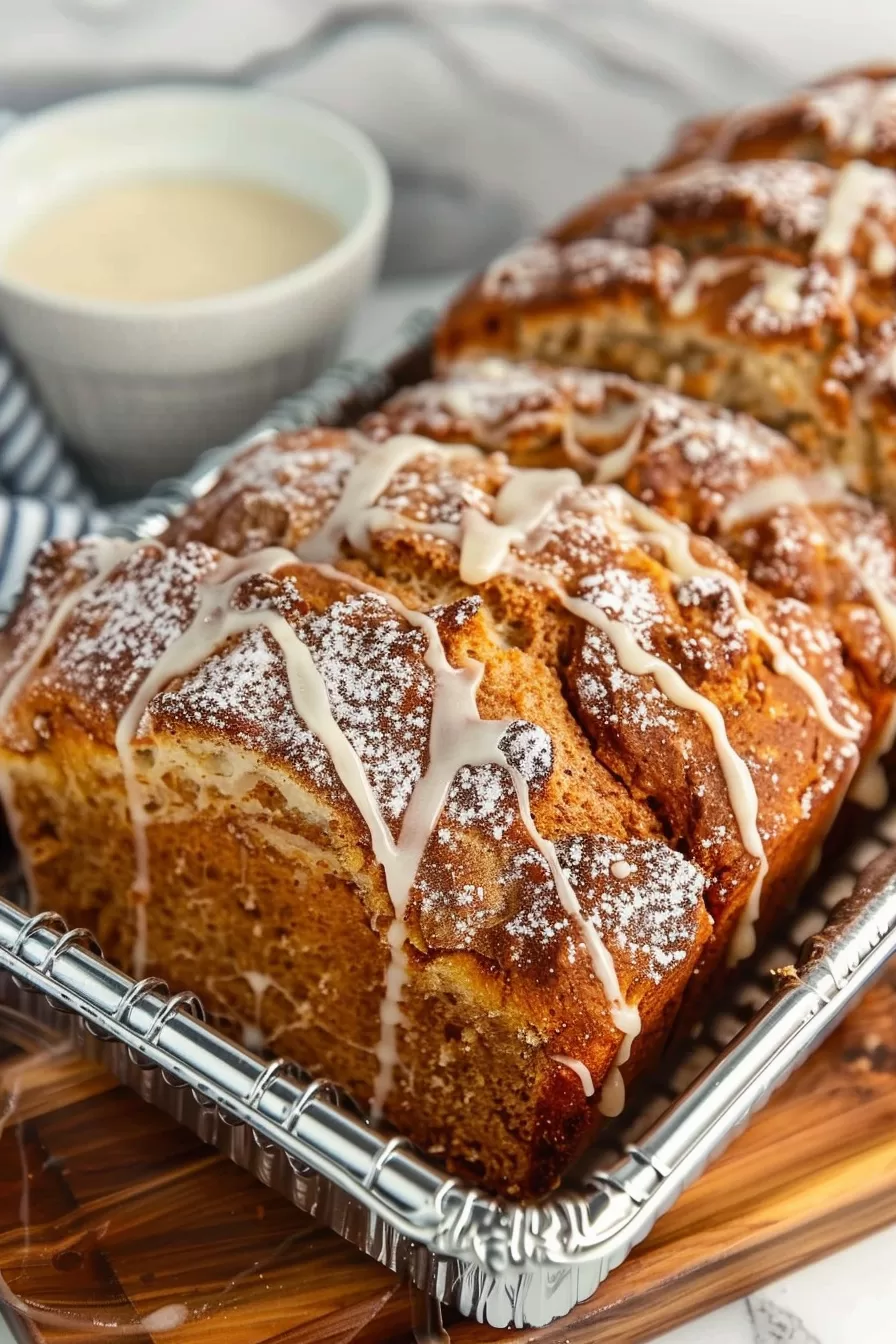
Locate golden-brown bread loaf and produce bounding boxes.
[360,359,896,804]
[0,426,871,1193]
[434,158,896,502]
[658,66,896,172]
[0,532,713,1194]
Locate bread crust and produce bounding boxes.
[658,66,896,172]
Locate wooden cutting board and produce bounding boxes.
[1,968,896,1344]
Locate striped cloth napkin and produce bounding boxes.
[0,346,106,611]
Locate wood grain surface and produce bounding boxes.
[0,967,894,1344]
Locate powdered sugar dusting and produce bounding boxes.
[498,720,553,792]
[177,430,361,555]
[481,237,684,305]
[1,539,107,692]
[301,594,433,823]
[48,542,221,721]
[363,359,570,450]
[415,758,705,986]
[606,160,831,247]
[153,623,337,790]
[559,835,705,982]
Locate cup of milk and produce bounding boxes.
[0,86,391,495]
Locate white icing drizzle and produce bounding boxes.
[871,235,896,278]
[591,410,648,483]
[718,467,846,530]
[813,161,891,262]
[299,434,476,563]
[616,489,858,744]
[562,416,609,473]
[551,1054,595,1097]
[759,262,805,315]
[240,969,274,1049]
[598,1065,626,1118]
[132,903,149,981]
[457,467,580,583]
[669,257,748,318]
[599,1021,641,1118]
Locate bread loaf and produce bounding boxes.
[0,425,865,1191]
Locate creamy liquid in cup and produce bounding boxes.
[1,177,343,304]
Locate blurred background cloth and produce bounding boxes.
[0,0,820,277]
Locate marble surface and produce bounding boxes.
[654,1225,896,1344]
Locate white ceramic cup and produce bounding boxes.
[0,86,391,496]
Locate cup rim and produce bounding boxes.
[0,84,392,323]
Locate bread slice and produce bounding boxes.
[361,359,896,804]
[434,158,896,503]
[658,65,896,172]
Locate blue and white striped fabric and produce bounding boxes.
[0,347,106,611]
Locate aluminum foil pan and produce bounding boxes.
[4,344,896,1329]
[0,823,894,1330]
